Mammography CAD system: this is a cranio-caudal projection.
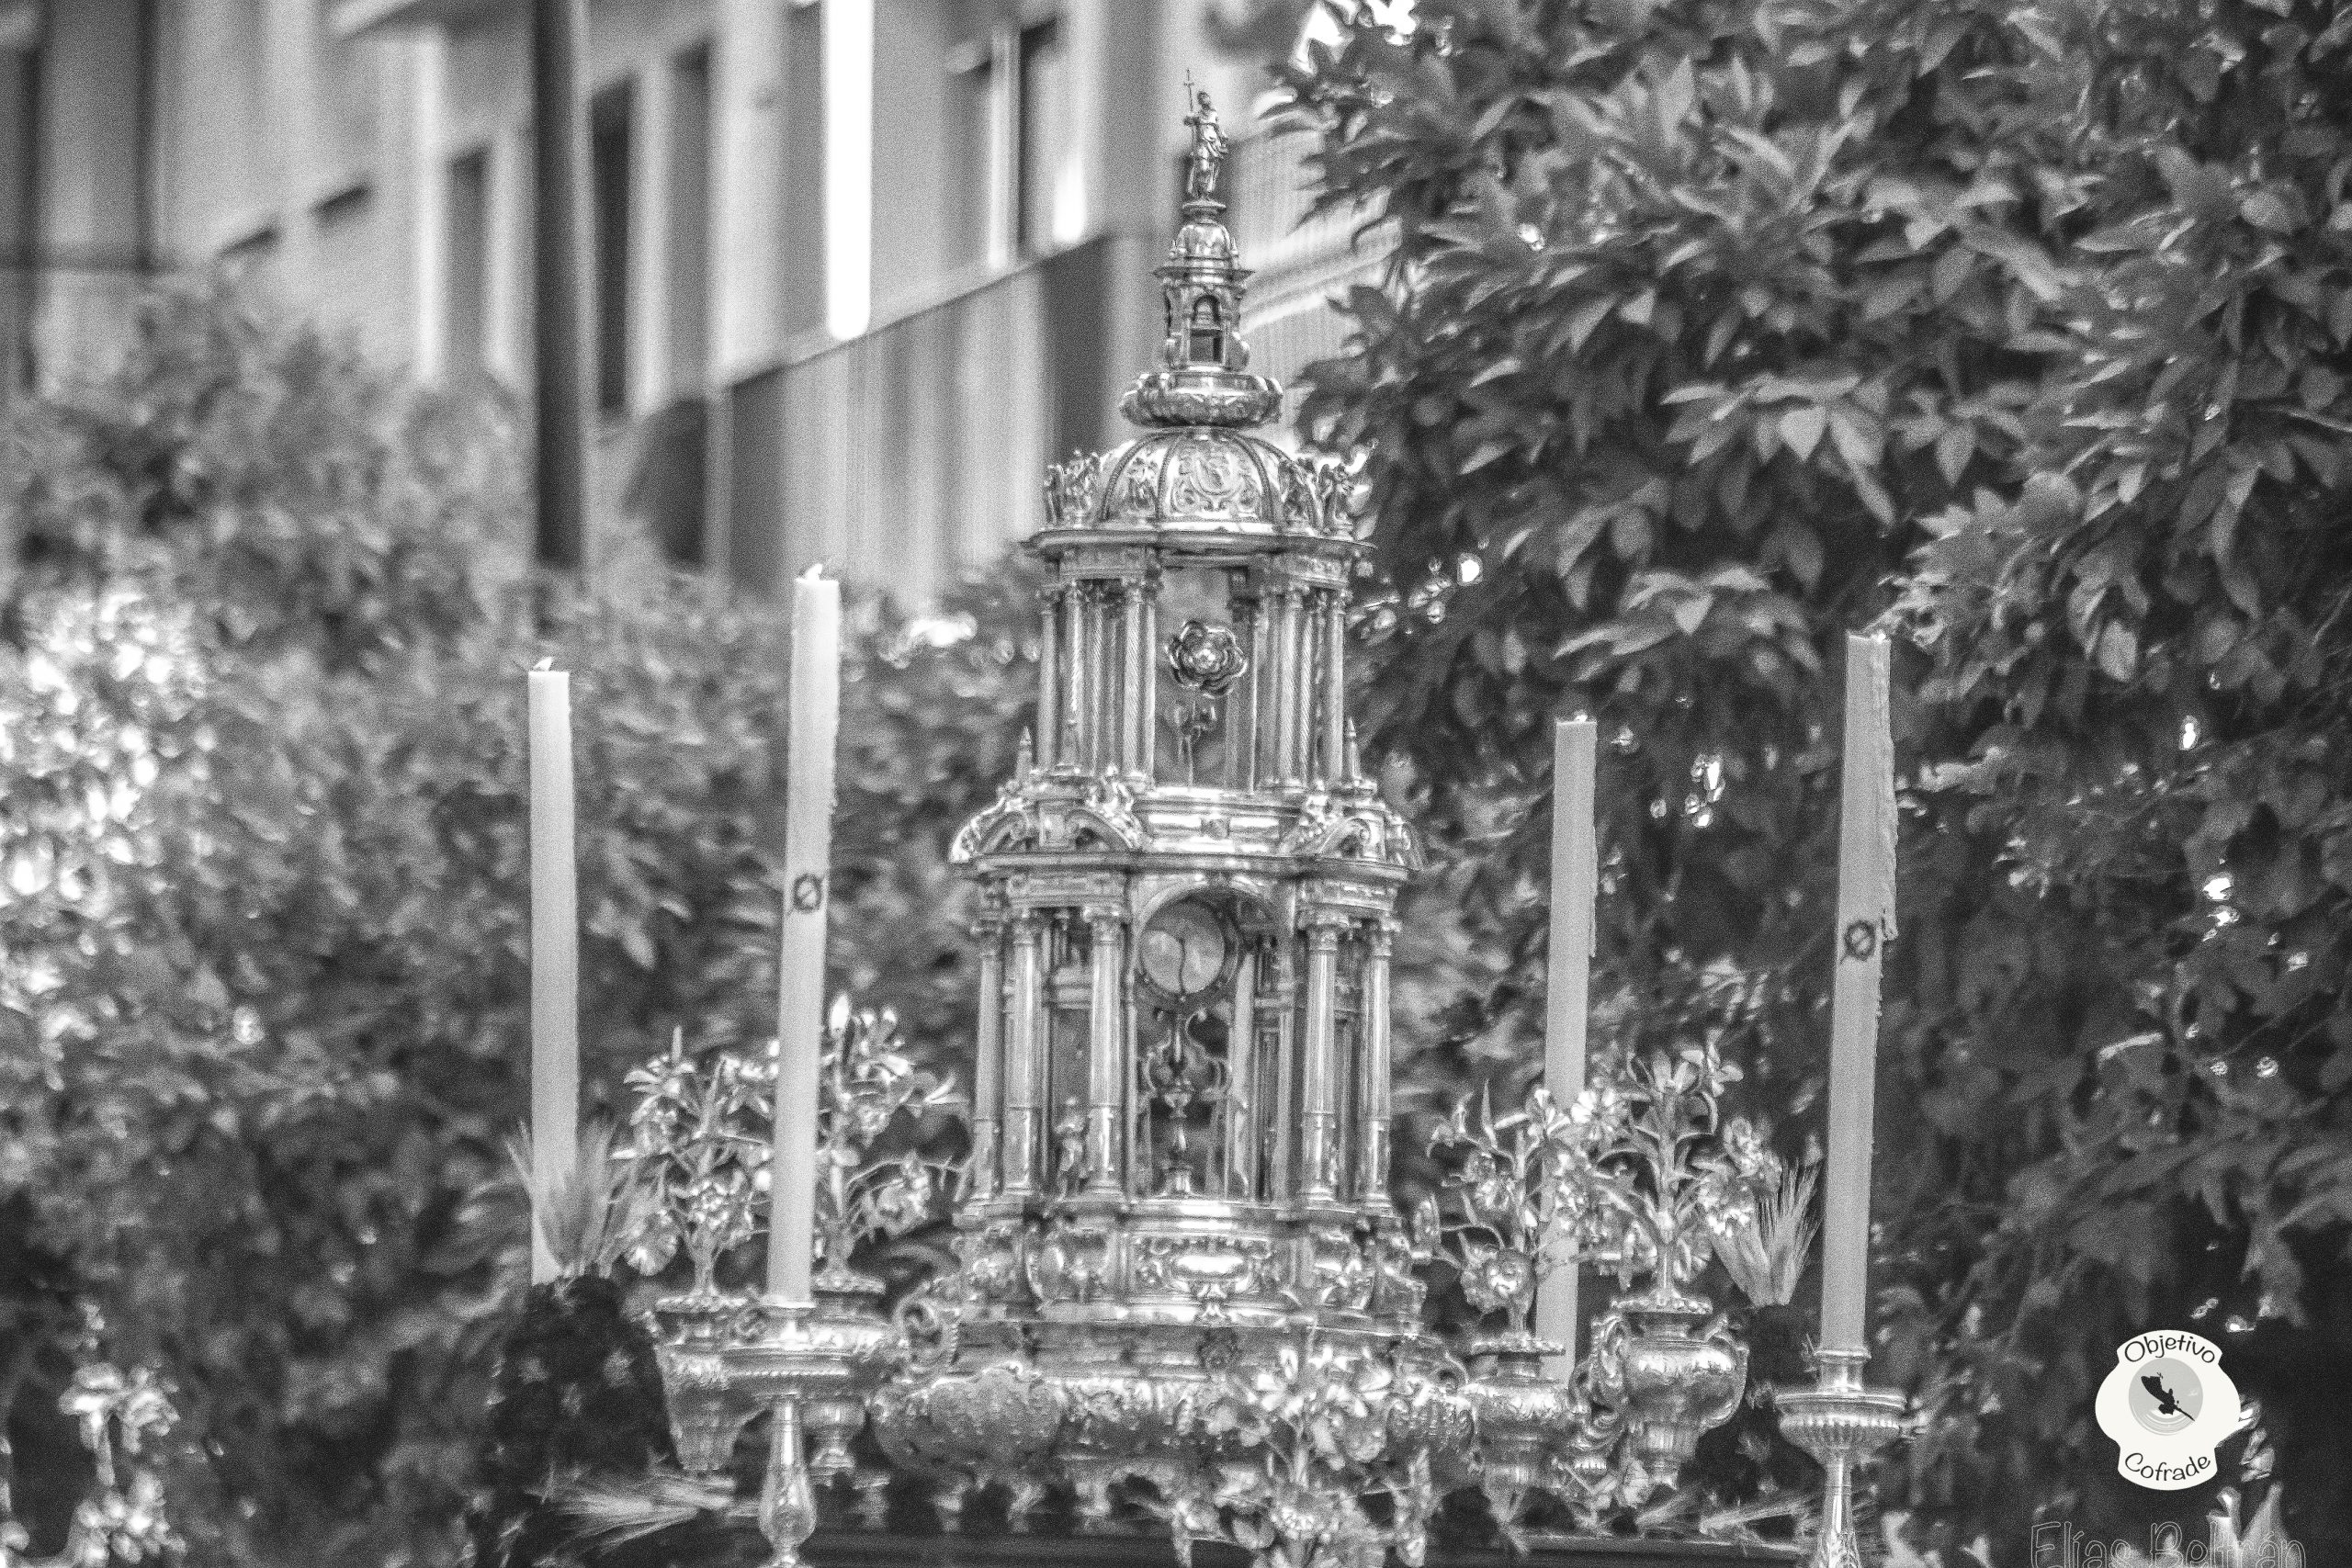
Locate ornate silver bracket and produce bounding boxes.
[649,1288,902,1561]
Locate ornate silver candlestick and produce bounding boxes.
[634,1003,961,1554]
[649,1288,900,1563]
[1775,1348,1904,1568]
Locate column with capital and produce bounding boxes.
[1118,581,1145,777]
[1267,944,1298,1198]
[1001,914,1046,1198]
[1353,923,1396,1207]
[1062,584,1089,773]
[1035,584,1062,773]
[1225,941,1259,1198]
[1288,590,1315,785]
[970,908,1006,1201]
[1261,587,1285,787]
[1128,576,1148,780]
[1231,581,1262,791]
[1299,916,1344,1201]
[1084,908,1127,1194]
[1320,591,1348,786]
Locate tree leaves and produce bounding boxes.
[1,288,1038,1564]
[1282,0,2352,1555]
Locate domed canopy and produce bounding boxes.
[1034,88,1357,547]
[1043,426,1355,540]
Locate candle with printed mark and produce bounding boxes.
[526,660,579,1285]
[1534,716,1597,1373]
[1822,634,1896,1354]
[769,569,842,1303]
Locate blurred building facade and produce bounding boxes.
[0,0,1382,601]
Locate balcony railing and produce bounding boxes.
[720,235,1115,603]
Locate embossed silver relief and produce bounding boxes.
[1165,437,1263,518]
[1128,1235,1279,1309]
[1044,449,1104,526]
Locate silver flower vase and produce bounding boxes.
[1587,1281,1747,1491]
[1456,1329,1577,1539]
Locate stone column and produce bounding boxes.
[1062,583,1089,772]
[1269,586,1299,787]
[1289,588,1317,785]
[1238,584,1265,790]
[1299,916,1344,1201]
[1091,581,1114,775]
[1355,922,1395,1209]
[1001,915,1045,1198]
[1124,582,1152,780]
[1036,584,1062,773]
[1225,940,1257,1199]
[1268,943,1297,1198]
[1136,574,1159,781]
[1322,590,1349,786]
[1084,908,1127,1194]
[970,914,1005,1201]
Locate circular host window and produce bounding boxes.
[1137,898,1231,1004]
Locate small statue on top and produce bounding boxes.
[1182,75,1227,203]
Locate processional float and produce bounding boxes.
[540,90,1904,1568]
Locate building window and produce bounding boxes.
[1015,17,1069,254]
[590,79,634,416]
[947,40,996,271]
[444,147,491,378]
[948,12,1074,273]
[780,0,825,338]
[664,44,712,394]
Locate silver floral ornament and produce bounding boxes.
[1165,619,1248,696]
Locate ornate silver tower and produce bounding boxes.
[872,88,1462,1536]
[647,92,1774,1568]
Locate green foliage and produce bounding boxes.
[506,1120,659,1282]
[3,276,510,671]
[0,286,1038,1564]
[1276,0,2352,1560]
[458,1274,673,1568]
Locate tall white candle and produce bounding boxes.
[1822,634,1896,1355]
[1535,716,1597,1374]
[769,569,842,1303]
[527,662,581,1286]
